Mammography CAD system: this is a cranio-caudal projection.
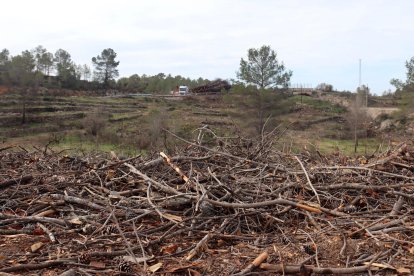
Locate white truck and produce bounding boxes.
[179,85,189,95]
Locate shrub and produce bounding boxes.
[81,109,110,136]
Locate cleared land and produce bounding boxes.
[0,133,413,275]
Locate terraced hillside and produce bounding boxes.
[0,90,395,156]
[0,92,237,155]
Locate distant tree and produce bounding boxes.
[390,78,404,90]
[116,73,214,93]
[356,85,370,107]
[237,45,292,89]
[348,86,370,153]
[0,48,10,66]
[316,83,333,92]
[405,57,414,86]
[156,72,166,79]
[7,51,37,124]
[54,49,77,87]
[391,57,414,91]
[33,45,54,75]
[127,74,141,91]
[0,49,10,84]
[382,89,393,96]
[82,64,91,81]
[228,85,289,135]
[117,77,129,90]
[195,77,209,86]
[92,48,119,88]
[146,73,167,92]
[8,50,36,86]
[74,64,83,80]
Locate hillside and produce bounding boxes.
[0,88,408,157]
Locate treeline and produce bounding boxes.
[0,46,93,89]
[117,73,210,93]
[0,46,213,93]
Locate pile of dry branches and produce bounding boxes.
[0,131,413,275]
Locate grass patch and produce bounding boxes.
[52,134,142,157]
[277,134,384,156]
[110,112,142,120]
[286,96,346,113]
[316,138,383,155]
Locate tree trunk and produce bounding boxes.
[354,123,358,153]
[258,92,264,134]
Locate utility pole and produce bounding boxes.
[359,59,361,87]
[359,59,368,107]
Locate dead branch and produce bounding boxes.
[232,251,269,276]
[0,214,67,227]
[1,133,413,275]
[50,194,106,211]
[390,196,405,216]
[37,222,56,243]
[125,163,182,195]
[259,263,371,274]
[186,233,212,261]
[0,260,70,273]
[0,175,33,190]
[0,145,16,152]
[58,269,78,276]
[294,155,321,205]
[160,151,190,183]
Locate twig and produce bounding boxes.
[390,196,405,216]
[185,233,212,261]
[294,155,321,205]
[163,128,288,172]
[97,154,141,170]
[147,183,182,223]
[132,220,148,270]
[299,229,320,267]
[125,163,182,195]
[313,165,414,180]
[348,216,389,237]
[160,151,190,183]
[305,211,321,231]
[110,210,141,268]
[232,251,269,276]
[366,217,407,232]
[259,263,371,274]
[37,222,56,243]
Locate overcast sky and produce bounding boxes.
[2,0,414,94]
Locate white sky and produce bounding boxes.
[1,0,414,94]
